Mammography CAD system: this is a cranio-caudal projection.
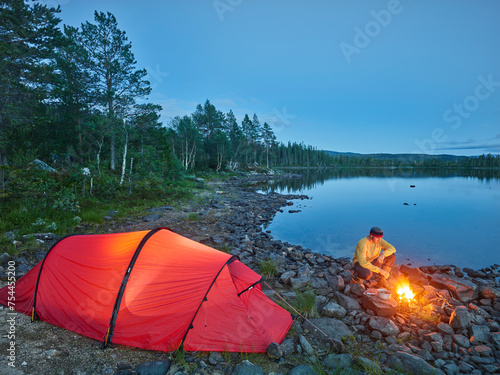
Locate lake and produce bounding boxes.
[260,168,500,271]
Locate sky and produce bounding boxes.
[47,0,500,156]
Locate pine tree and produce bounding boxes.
[79,11,151,170]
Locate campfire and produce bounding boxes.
[396,281,414,301]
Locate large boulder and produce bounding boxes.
[334,293,361,311]
[368,316,399,336]
[387,351,445,375]
[429,274,478,302]
[321,301,347,319]
[362,293,398,317]
[302,318,350,352]
[399,264,429,285]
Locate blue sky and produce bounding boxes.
[50,0,500,156]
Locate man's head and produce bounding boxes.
[369,227,383,242]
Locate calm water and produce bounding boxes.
[261,168,500,270]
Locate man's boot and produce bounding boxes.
[377,274,389,289]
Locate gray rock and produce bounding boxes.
[429,274,478,302]
[491,332,500,349]
[142,214,162,222]
[325,274,345,292]
[302,318,350,351]
[31,159,57,172]
[289,249,304,261]
[289,276,310,289]
[362,293,398,317]
[232,360,263,375]
[356,356,381,373]
[299,335,314,355]
[321,301,346,319]
[452,334,471,348]
[479,285,500,299]
[280,270,296,284]
[387,351,445,375]
[322,353,354,369]
[335,293,361,311]
[424,332,444,346]
[449,306,471,330]
[437,323,455,336]
[442,362,460,375]
[0,253,12,264]
[288,364,315,375]
[368,316,400,336]
[280,339,295,357]
[22,232,58,241]
[266,342,282,359]
[134,359,171,375]
[208,351,224,365]
[457,360,475,373]
[469,325,490,344]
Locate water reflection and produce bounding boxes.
[261,168,500,194]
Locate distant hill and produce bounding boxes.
[323,151,469,162]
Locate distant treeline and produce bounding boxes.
[328,153,500,169]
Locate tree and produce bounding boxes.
[79,11,151,170]
[250,114,262,164]
[53,24,96,161]
[191,99,225,168]
[171,116,200,170]
[261,122,276,168]
[241,114,252,164]
[226,110,243,170]
[0,0,62,167]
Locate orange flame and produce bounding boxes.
[396,280,414,301]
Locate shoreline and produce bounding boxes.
[0,173,499,374]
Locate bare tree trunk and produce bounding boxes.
[96,135,104,176]
[119,124,128,186]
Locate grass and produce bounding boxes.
[258,258,278,279]
[294,289,318,318]
[187,212,201,221]
[171,348,197,373]
[217,243,233,253]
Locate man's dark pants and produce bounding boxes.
[353,254,396,280]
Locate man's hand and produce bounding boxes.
[377,253,386,263]
[379,269,390,279]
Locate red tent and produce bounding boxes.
[0,227,292,352]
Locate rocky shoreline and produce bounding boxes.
[1,173,499,375]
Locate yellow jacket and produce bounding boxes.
[353,236,396,274]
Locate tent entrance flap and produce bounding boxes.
[179,255,238,350]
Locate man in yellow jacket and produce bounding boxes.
[352,227,396,288]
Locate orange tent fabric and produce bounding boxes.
[0,227,292,352]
